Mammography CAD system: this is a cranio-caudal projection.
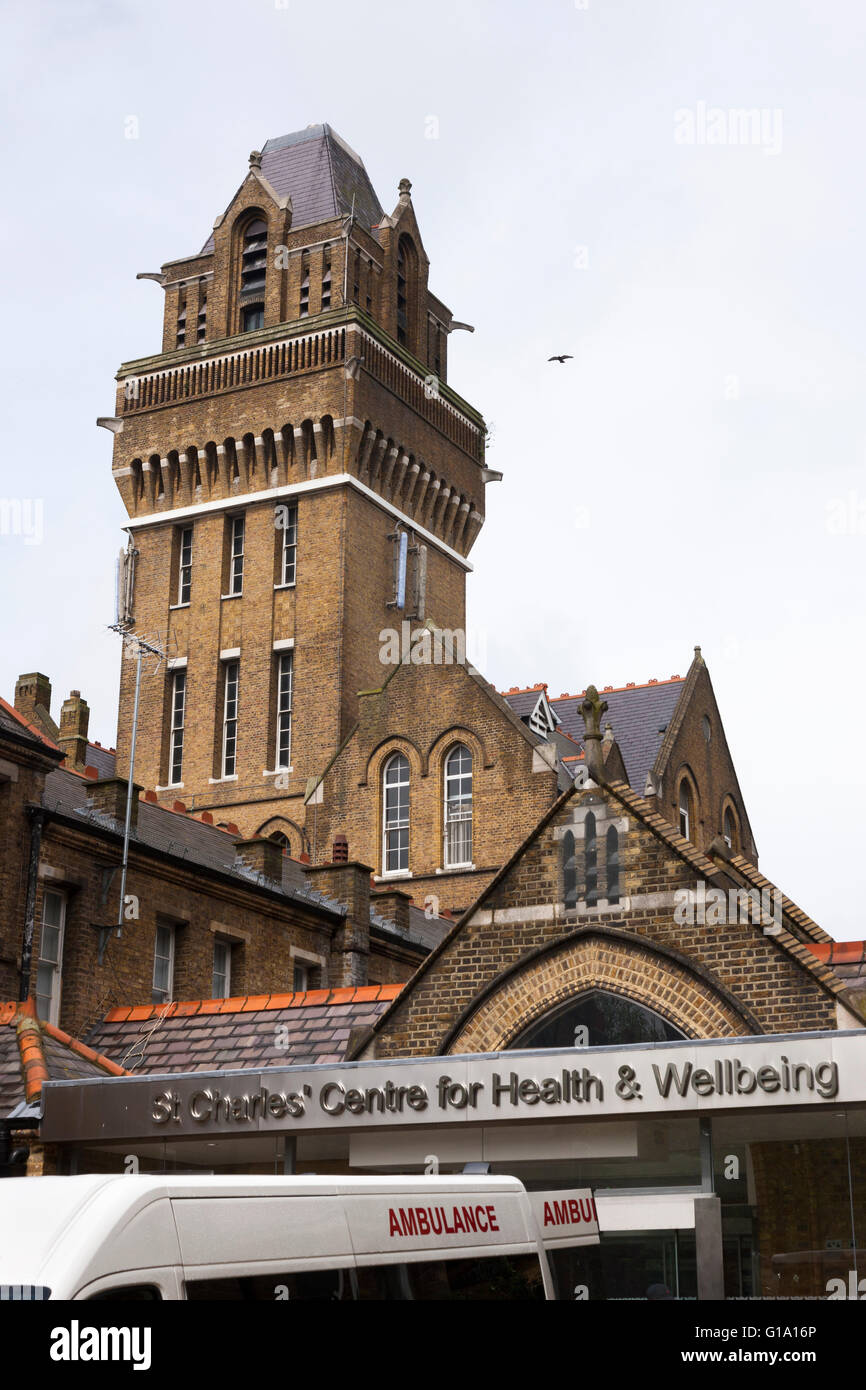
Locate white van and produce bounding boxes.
[0,1173,554,1301]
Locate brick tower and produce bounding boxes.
[108,125,488,854]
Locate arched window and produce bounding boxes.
[240,218,267,296]
[382,753,410,874]
[585,811,598,906]
[269,831,291,854]
[606,825,620,905]
[562,830,576,910]
[678,780,693,840]
[511,989,686,1050]
[443,744,473,867]
[396,234,417,348]
[723,805,738,852]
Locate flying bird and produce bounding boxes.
[548,354,573,363]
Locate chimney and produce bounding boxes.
[14,672,54,734]
[234,836,284,881]
[85,776,142,829]
[372,887,412,936]
[304,860,373,986]
[57,690,90,770]
[332,833,349,863]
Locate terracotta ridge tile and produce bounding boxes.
[41,1022,129,1077]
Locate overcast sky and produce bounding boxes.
[1,0,863,937]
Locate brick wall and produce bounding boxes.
[361,784,839,1059]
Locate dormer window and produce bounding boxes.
[240,218,267,297]
[397,240,408,345]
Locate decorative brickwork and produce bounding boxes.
[358,780,847,1060]
[448,931,754,1053]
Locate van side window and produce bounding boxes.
[184,1255,544,1301]
[186,1269,354,1300]
[88,1285,162,1300]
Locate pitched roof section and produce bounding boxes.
[352,772,861,1055]
[0,999,126,1119]
[86,986,403,1074]
[201,124,386,254]
[40,767,343,917]
[0,697,63,757]
[84,742,116,779]
[548,680,684,793]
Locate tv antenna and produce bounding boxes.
[98,544,169,962]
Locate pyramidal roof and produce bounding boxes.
[201,123,386,254]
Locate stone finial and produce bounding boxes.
[398,177,412,204]
[580,684,608,782]
[602,721,614,748]
[249,150,263,170]
[694,644,703,662]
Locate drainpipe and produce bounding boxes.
[19,807,46,1003]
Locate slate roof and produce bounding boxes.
[86,986,403,1074]
[503,678,685,793]
[40,767,343,918]
[200,124,386,255]
[0,1000,126,1120]
[84,742,116,778]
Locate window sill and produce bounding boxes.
[374,870,412,882]
[263,767,293,776]
[208,775,239,784]
[155,784,184,793]
[436,863,476,873]
[220,592,242,601]
[169,602,191,611]
[274,583,296,591]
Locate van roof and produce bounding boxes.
[0,1173,526,1287]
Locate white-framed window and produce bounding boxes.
[279,501,297,586]
[723,806,737,851]
[275,651,293,769]
[169,669,186,786]
[212,939,232,998]
[178,526,193,605]
[152,923,175,1004]
[444,743,473,867]
[293,962,309,992]
[222,661,239,777]
[679,781,692,840]
[383,752,410,874]
[229,515,245,596]
[35,889,66,1025]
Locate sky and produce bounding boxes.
[0,0,863,936]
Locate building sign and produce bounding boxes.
[40,1032,866,1144]
[529,1189,600,1248]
